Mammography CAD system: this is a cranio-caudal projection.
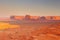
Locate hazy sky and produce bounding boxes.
[0,0,60,17]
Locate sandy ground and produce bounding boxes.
[0,22,60,40]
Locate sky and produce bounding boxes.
[0,0,60,17]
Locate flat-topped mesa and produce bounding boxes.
[10,16,15,20]
[24,15,31,20]
[9,15,60,24]
[38,16,47,20]
[10,15,55,20]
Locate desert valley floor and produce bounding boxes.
[0,22,60,40]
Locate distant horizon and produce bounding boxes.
[0,15,60,20]
[0,15,60,17]
[0,14,60,17]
